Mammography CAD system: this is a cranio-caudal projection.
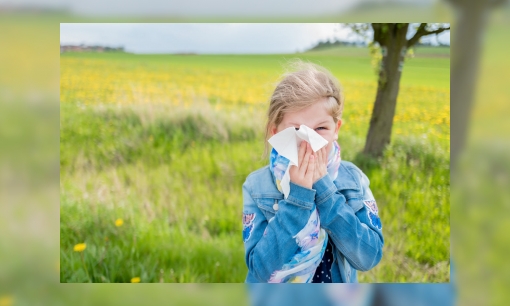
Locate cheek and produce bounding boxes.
[320,131,335,142]
[326,142,333,155]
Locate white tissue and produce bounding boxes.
[268,125,328,198]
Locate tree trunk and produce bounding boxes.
[363,24,409,158]
[450,4,489,174]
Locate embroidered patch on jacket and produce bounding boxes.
[243,213,256,242]
[364,200,378,215]
[367,209,382,230]
[364,200,382,230]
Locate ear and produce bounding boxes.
[270,124,278,136]
[334,119,342,138]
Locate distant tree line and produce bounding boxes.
[307,37,449,52]
[307,39,367,51]
[60,44,126,53]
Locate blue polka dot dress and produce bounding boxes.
[312,239,334,283]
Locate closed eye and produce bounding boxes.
[315,127,326,130]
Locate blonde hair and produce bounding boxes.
[263,60,344,157]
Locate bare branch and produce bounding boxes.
[426,27,451,36]
[406,23,427,48]
[407,24,450,48]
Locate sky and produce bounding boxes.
[60,23,450,54]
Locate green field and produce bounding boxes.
[60,48,450,283]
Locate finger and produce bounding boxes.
[306,154,316,179]
[317,146,324,167]
[312,153,317,172]
[315,149,322,169]
[297,141,306,166]
[313,157,320,181]
[300,143,312,175]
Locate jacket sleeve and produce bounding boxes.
[312,167,384,272]
[243,178,316,282]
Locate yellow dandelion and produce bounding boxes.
[0,295,13,306]
[73,243,86,252]
[115,219,124,227]
[131,277,141,283]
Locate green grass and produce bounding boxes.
[60,52,450,283]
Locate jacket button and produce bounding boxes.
[273,203,279,211]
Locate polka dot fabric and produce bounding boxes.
[312,239,334,283]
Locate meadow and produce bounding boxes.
[60,47,450,283]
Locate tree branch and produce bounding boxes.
[406,23,427,47]
[407,24,450,48]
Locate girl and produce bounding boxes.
[242,60,384,283]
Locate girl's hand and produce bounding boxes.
[313,146,328,183]
[289,141,315,189]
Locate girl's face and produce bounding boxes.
[271,98,342,155]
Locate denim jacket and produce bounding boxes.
[242,161,384,283]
